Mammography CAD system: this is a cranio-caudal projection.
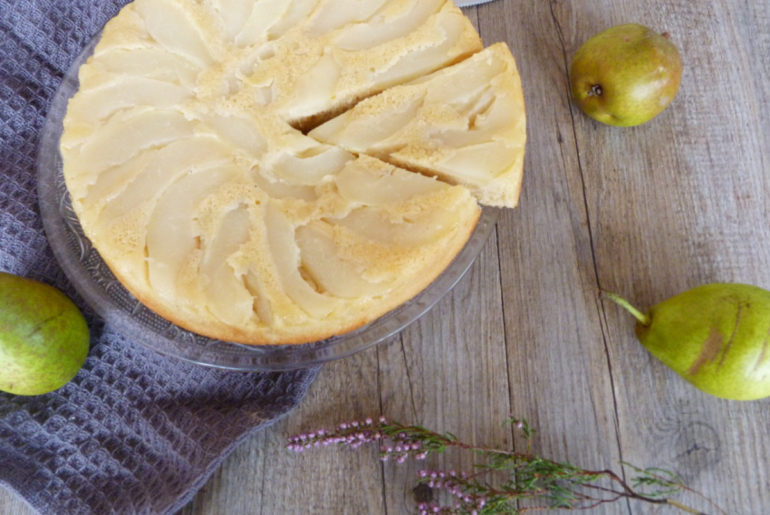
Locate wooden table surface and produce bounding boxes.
[3,0,769,513]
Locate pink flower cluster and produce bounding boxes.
[287,416,429,463]
[417,500,484,515]
[416,502,455,514]
[287,417,386,451]
[417,469,487,513]
[381,434,429,463]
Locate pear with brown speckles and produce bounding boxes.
[606,284,770,400]
[570,23,682,127]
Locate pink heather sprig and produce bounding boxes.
[287,416,431,463]
[287,416,724,515]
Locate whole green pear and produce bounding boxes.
[607,284,770,400]
[0,272,89,396]
[570,23,682,127]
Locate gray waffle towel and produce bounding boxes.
[0,1,319,513]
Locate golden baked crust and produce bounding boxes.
[61,0,522,345]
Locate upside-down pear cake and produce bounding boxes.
[61,0,527,345]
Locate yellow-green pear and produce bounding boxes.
[0,272,90,396]
[607,284,770,400]
[570,23,682,127]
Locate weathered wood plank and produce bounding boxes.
[487,4,624,511]
[0,489,32,515]
[377,231,510,513]
[553,1,770,513]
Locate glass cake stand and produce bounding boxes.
[37,35,500,371]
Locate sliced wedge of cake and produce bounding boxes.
[310,43,526,207]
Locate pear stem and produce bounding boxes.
[603,291,652,326]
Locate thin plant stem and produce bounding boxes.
[602,290,652,326]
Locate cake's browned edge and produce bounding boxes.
[98,205,482,347]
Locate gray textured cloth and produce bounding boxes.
[0,1,319,513]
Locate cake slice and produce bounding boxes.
[310,43,526,207]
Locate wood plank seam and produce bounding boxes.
[546,2,633,514]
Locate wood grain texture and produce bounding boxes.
[547,1,770,513]
[486,3,623,514]
[0,489,32,515]
[4,1,770,514]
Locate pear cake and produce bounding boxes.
[60,0,527,345]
